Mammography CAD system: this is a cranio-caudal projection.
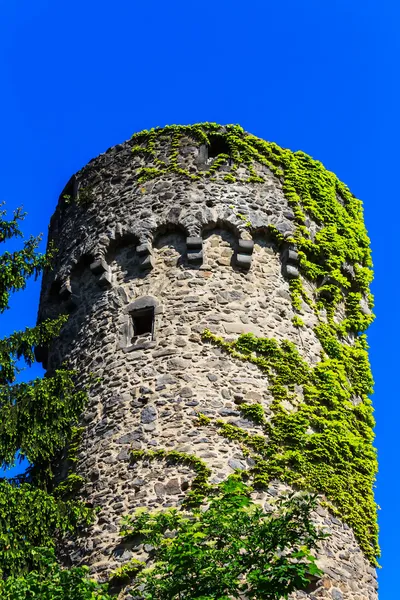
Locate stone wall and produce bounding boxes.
[37,130,378,600]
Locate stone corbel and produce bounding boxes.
[235,239,254,269]
[59,277,78,310]
[282,243,300,279]
[186,236,203,265]
[90,257,113,289]
[136,242,155,271]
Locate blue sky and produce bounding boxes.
[0,0,397,595]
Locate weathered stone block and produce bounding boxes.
[117,449,129,461]
[125,295,161,314]
[238,239,254,254]
[98,271,112,288]
[123,340,156,353]
[117,432,140,444]
[186,236,202,249]
[90,259,109,274]
[283,264,299,279]
[165,478,181,495]
[223,322,262,336]
[187,250,203,264]
[154,483,165,496]
[141,405,157,423]
[235,253,252,269]
[139,254,154,270]
[287,248,299,263]
[360,297,372,315]
[228,458,247,471]
[343,262,355,279]
[136,242,152,256]
[179,386,193,398]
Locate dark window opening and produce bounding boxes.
[207,135,231,161]
[132,307,154,338]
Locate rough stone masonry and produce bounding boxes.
[37,124,378,600]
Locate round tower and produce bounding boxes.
[37,124,378,600]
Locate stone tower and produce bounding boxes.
[37,124,378,600]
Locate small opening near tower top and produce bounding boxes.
[132,307,154,338]
[207,135,231,160]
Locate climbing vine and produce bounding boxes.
[201,329,378,564]
[130,448,212,505]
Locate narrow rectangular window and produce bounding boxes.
[131,307,154,338]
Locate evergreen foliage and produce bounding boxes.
[0,548,111,600]
[0,205,110,598]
